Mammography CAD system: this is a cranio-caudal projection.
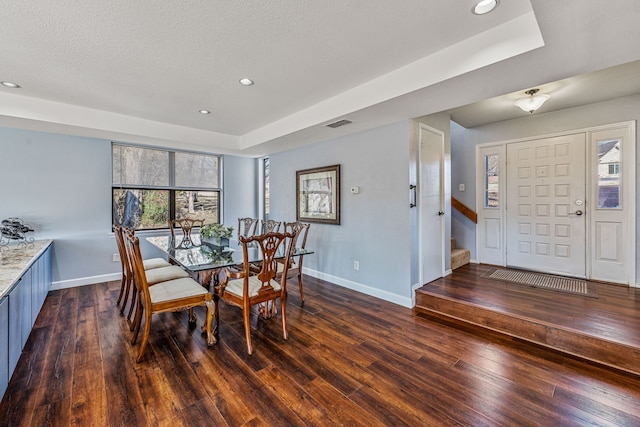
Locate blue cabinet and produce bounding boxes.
[2,242,52,402]
[0,296,8,398]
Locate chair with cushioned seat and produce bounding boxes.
[217,231,294,355]
[114,224,172,312]
[261,219,281,234]
[279,221,311,303]
[114,225,192,330]
[124,229,215,362]
[169,217,204,248]
[237,217,259,240]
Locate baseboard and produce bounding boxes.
[51,273,121,291]
[303,268,413,308]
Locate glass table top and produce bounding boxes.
[146,234,312,272]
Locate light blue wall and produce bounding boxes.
[0,126,257,287]
[269,121,413,306]
[450,94,640,275]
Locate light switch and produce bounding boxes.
[350,186,360,194]
[459,184,465,192]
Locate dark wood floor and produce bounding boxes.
[2,274,640,426]
[416,264,640,376]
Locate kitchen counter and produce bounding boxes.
[0,240,53,300]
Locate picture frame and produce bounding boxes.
[296,164,340,225]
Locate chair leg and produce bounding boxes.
[244,305,253,355]
[131,295,143,345]
[213,296,220,337]
[127,281,138,330]
[116,272,126,308]
[203,300,216,346]
[298,272,305,303]
[281,295,288,340]
[119,274,131,314]
[188,307,196,324]
[136,310,153,363]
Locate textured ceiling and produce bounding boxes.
[1,1,640,156]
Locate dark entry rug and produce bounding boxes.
[482,268,599,298]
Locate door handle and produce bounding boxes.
[438,211,445,216]
[569,210,583,216]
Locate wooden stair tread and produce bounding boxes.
[415,264,640,377]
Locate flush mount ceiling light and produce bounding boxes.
[514,88,550,113]
[473,0,498,15]
[239,78,254,86]
[1,81,20,88]
[199,109,211,114]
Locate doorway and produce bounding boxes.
[505,134,586,277]
[419,124,445,285]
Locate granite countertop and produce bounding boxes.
[0,240,53,300]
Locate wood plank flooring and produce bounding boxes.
[2,274,640,426]
[416,264,640,376]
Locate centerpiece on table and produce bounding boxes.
[200,223,234,250]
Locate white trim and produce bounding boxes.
[303,268,413,308]
[417,123,446,286]
[475,121,634,149]
[475,121,636,285]
[51,273,121,291]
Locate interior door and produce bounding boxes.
[419,125,444,284]
[506,134,586,277]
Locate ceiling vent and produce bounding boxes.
[325,119,352,129]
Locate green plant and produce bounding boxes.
[200,223,234,240]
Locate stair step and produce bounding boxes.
[415,284,640,377]
[451,248,470,270]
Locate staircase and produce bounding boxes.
[450,238,470,270]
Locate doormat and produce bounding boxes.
[482,268,598,298]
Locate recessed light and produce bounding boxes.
[1,81,20,88]
[199,109,211,114]
[239,78,254,86]
[473,0,498,15]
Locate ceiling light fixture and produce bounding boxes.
[239,78,254,86]
[1,81,20,88]
[472,0,498,15]
[514,88,550,113]
[199,109,211,114]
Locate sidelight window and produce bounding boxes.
[484,154,499,208]
[596,139,621,209]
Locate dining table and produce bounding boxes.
[146,233,313,336]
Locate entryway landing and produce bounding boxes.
[415,264,640,377]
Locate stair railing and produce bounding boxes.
[451,196,477,224]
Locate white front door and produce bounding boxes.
[419,124,445,284]
[506,134,586,277]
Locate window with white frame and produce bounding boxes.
[263,157,270,217]
[112,144,222,229]
[484,153,499,208]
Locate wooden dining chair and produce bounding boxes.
[124,230,215,362]
[116,225,192,330]
[261,219,282,234]
[280,222,311,303]
[169,217,204,248]
[217,231,294,355]
[114,224,172,312]
[237,217,259,240]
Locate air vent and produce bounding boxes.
[326,119,352,129]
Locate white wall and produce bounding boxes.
[0,126,257,287]
[269,121,413,306]
[451,94,640,276]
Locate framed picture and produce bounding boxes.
[296,164,340,225]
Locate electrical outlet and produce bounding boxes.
[353,260,359,270]
[112,253,120,263]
